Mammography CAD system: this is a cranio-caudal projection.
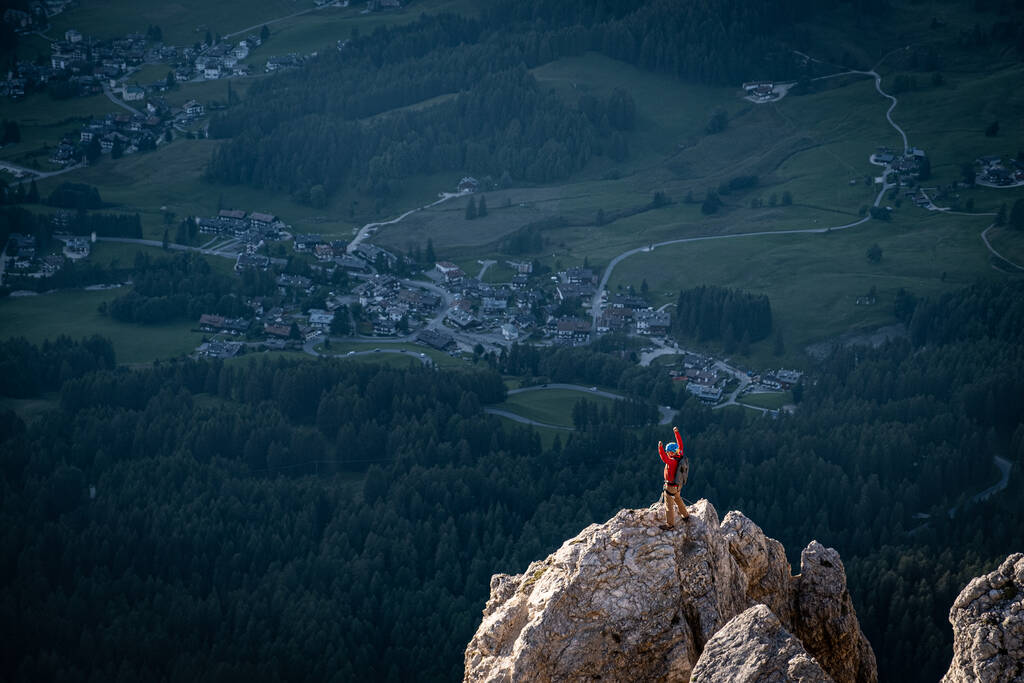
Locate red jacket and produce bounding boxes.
[658,427,685,484]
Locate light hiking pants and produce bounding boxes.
[663,483,688,526]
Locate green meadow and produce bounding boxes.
[608,209,999,355]
[500,389,617,429]
[0,289,203,365]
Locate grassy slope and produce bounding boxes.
[610,209,998,355]
[0,288,204,365]
[45,0,298,45]
[987,227,1024,268]
[6,0,1023,366]
[500,389,615,428]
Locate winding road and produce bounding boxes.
[590,50,913,331]
[96,236,287,264]
[102,84,144,116]
[948,455,1014,519]
[347,191,466,255]
[981,224,1024,271]
[1,160,85,185]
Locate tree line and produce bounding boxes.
[1,279,1021,682]
[101,252,263,325]
[205,0,870,204]
[672,284,774,345]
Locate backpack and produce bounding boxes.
[672,456,689,486]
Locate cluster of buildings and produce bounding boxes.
[668,353,803,406]
[60,109,170,163]
[976,155,1024,188]
[0,15,274,102]
[596,291,670,337]
[668,353,725,402]
[192,38,261,81]
[2,233,66,280]
[742,81,778,102]
[264,54,304,73]
[354,274,441,336]
[198,208,282,240]
[873,146,929,185]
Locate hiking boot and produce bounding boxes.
[659,524,675,531]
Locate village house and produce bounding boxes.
[183,99,204,118]
[445,307,477,329]
[352,243,396,269]
[770,369,803,388]
[742,81,776,100]
[481,295,509,314]
[62,237,89,258]
[687,382,723,403]
[435,261,465,285]
[219,208,248,229]
[293,234,321,251]
[196,340,242,359]
[556,318,592,346]
[249,211,276,230]
[635,310,670,336]
[234,253,269,272]
[458,176,479,193]
[500,323,519,341]
[307,309,334,329]
[555,281,595,303]
[314,243,334,261]
[373,318,397,335]
[263,323,291,339]
[416,328,455,351]
[276,274,313,294]
[563,266,597,285]
[597,306,634,333]
[121,84,144,101]
[506,259,533,274]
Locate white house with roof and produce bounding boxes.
[435,261,464,284]
[308,309,335,329]
[122,85,144,101]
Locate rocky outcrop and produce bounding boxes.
[690,604,833,683]
[943,553,1024,683]
[464,499,876,683]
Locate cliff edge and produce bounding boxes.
[464,499,876,683]
[943,553,1024,683]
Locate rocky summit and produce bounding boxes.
[943,553,1024,683]
[463,499,876,683]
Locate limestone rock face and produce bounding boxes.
[690,604,833,683]
[793,542,877,683]
[464,500,877,683]
[942,553,1024,683]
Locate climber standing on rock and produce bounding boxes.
[658,426,689,530]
